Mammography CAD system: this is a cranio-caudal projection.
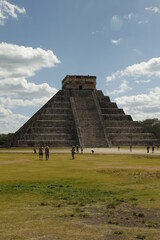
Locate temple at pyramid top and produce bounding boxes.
[62,75,96,90]
[11,75,159,148]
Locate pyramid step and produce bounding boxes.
[76,112,99,118]
[106,127,144,133]
[39,114,73,121]
[96,90,104,98]
[48,102,71,108]
[23,133,75,141]
[101,108,124,114]
[112,139,159,146]
[103,114,132,121]
[17,139,76,147]
[105,121,139,127]
[109,133,155,140]
[27,127,73,134]
[52,96,70,102]
[99,102,117,108]
[97,96,111,103]
[43,108,72,114]
[33,120,74,128]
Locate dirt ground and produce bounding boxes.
[83,203,160,229]
[1,147,160,156]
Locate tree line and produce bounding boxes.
[139,118,160,139]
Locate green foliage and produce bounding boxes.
[0,133,13,147]
[139,118,160,139]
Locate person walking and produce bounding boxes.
[33,147,37,154]
[76,145,79,153]
[45,146,49,160]
[39,145,43,160]
[80,146,83,154]
[71,145,75,160]
[130,145,132,152]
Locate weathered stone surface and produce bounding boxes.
[11,75,159,147]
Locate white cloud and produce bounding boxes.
[0,42,60,80]
[106,57,160,82]
[0,105,28,133]
[0,0,25,26]
[135,79,151,84]
[124,13,135,20]
[111,38,122,45]
[145,6,160,14]
[115,87,160,121]
[0,96,54,108]
[0,42,60,133]
[110,15,123,31]
[106,58,160,120]
[0,78,57,98]
[109,80,132,95]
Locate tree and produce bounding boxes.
[0,133,13,147]
[139,118,160,139]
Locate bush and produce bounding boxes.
[0,133,13,147]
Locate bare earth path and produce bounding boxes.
[1,147,160,155]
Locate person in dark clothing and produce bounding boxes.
[71,145,75,159]
[45,146,49,160]
[80,146,83,154]
[33,147,37,154]
[39,146,43,160]
[130,145,132,152]
[76,145,79,153]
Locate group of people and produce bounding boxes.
[34,146,50,160]
[146,145,159,154]
[117,145,159,153]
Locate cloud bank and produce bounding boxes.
[0,42,60,133]
[106,57,160,82]
[106,57,160,120]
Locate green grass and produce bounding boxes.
[0,152,160,239]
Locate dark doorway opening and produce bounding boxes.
[79,85,83,90]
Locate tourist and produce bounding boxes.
[91,149,94,154]
[118,145,120,151]
[152,146,155,154]
[76,145,79,153]
[39,145,43,160]
[71,145,75,159]
[33,147,37,154]
[147,146,149,153]
[130,145,132,152]
[45,146,49,160]
[80,146,83,154]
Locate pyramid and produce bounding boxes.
[12,75,158,147]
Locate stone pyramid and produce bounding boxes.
[12,75,158,147]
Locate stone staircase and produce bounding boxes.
[70,90,108,147]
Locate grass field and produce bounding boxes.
[0,150,160,240]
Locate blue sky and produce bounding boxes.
[0,0,160,133]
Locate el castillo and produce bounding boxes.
[11,75,159,148]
